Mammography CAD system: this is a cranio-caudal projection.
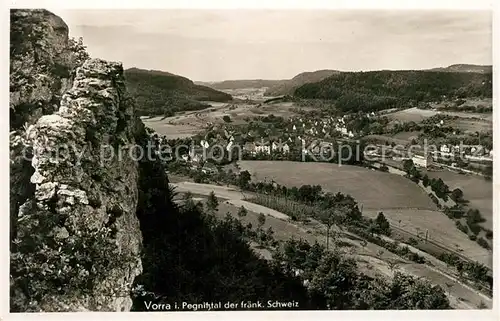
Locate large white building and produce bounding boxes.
[412,154,433,168]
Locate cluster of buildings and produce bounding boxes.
[243,138,291,155]
[438,144,493,161]
[287,115,356,139]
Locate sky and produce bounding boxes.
[52,9,492,82]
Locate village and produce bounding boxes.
[147,104,493,179]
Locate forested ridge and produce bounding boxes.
[294,70,492,113]
[124,68,232,116]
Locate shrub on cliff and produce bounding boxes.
[10,202,135,311]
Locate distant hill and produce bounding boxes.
[199,79,286,90]
[428,64,492,73]
[264,69,340,96]
[199,70,340,95]
[294,70,492,113]
[124,68,232,116]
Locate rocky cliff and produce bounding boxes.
[10,9,164,312]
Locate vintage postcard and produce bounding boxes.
[3,0,498,320]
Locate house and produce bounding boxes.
[271,141,290,154]
[440,145,451,154]
[255,139,271,154]
[348,131,354,138]
[412,153,433,168]
[292,125,296,131]
[189,146,204,163]
[340,127,348,135]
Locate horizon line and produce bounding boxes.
[124,63,492,83]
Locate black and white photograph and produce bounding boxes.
[4,0,498,318]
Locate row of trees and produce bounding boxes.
[439,252,492,293]
[273,239,450,309]
[181,190,451,310]
[143,183,451,310]
[403,159,453,200]
[245,173,492,291]
[168,157,491,294]
[402,160,492,250]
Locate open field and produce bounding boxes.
[172,181,248,200]
[444,118,492,133]
[141,117,203,139]
[421,169,493,229]
[441,111,492,121]
[386,107,493,132]
[238,161,491,266]
[387,107,438,123]
[363,209,491,267]
[225,199,290,220]
[178,188,491,309]
[431,98,493,119]
[238,160,438,211]
[391,130,422,141]
[142,99,301,139]
[220,87,270,101]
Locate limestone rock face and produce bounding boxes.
[9,9,80,247]
[10,9,78,129]
[10,10,145,312]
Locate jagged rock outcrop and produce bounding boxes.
[10,9,147,312]
[11,58,144,312]
[10,9,79,129]
[10,9,82,246]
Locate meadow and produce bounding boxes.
[238,160,438,210]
